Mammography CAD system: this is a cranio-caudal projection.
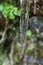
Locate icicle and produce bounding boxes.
[34,0,37,22]
[20,0,26,44]
[34,0,36,15]
[20,0,23,5]
[26,0,30,30]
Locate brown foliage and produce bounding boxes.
[29,0,43,17]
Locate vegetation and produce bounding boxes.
[0,2,20,19]
[0,0,43,65]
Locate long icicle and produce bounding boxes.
[20,0,26,44]
[20,0,27,59]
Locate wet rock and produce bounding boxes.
[36,57,43,65]
[28,16,43,40]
